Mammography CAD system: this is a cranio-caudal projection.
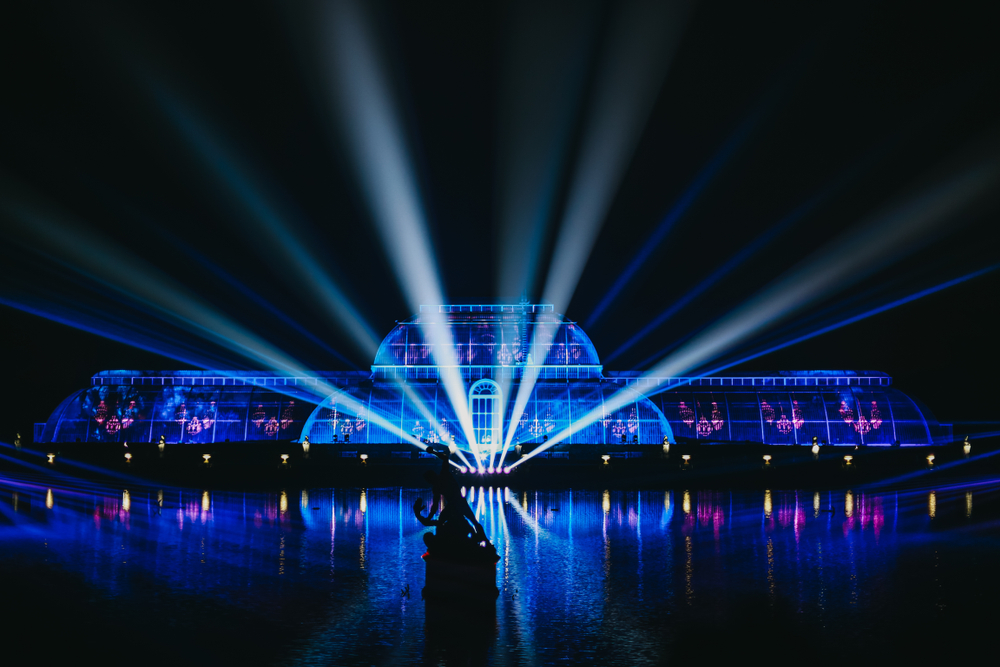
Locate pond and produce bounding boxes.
[2,475,998,665]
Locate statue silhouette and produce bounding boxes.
[413,445,498,564]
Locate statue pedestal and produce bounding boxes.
[421,552,499,605]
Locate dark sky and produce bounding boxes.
[2,0,999,436]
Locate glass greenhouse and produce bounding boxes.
[38,304,949,448]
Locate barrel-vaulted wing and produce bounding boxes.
[37,306,948,448]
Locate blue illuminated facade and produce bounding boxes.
[38,304,949,446]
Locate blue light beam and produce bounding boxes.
[542,0,692,315]
[151,88,381,360]
[319,0,479,455]
[686,262,1000,383]
[643,151,1000,381]
[505,1,692,451]
[585,79,779,329]
[512,147,1000,466]
[496,0,602,301]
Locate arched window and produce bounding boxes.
[469,380,501,448]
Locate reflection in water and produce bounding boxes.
[766,537,775,601]
[684,535,694,605]
[0,478,995,665]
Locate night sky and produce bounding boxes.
[2,0,999,438]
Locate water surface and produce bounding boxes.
[2,476,998,665]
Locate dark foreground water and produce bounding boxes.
[2,475,999,666]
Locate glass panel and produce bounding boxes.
[533,384,569,443]
[692,393,729,440]
[886,389,930,444]
[569,384,606,445]
[823,391,862,446]
[727,392,763,443]
[660,391,697,441]
[893,421,930,445]
[788,392,828,445]
[635,393,664,444]
[759,392,795,445]
[853,389,892,444]
[52,392,89,443]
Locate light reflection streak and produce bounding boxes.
[505,488,544,537]
[766,537,775,601]
[684,535,693,605]
[3,472,996,636]
[476,487,486,523]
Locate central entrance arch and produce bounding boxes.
[469,380,502,450]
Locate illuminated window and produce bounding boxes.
[469,380,501,447]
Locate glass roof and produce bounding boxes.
[373,306,601,368]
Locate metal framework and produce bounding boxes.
[37,306,948,447]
